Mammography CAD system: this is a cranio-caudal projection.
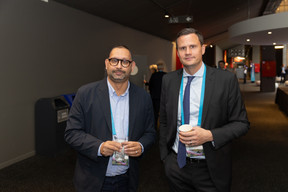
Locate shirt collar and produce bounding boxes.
[183,62,205,78]
[107,78,130,97]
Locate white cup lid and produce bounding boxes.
[179,124,192,132]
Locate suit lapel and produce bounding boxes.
[201,66,215,127]
[97,79,113,137]
[128,83,136,139]
[171,69,183,131]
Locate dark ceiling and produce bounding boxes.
[53,0,270,49]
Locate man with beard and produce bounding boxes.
[65,45,156,192]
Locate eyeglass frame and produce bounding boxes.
[107,58,133,68]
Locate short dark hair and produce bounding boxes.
[176,28,204,48]
[218,60,225,64]
[109,45,133,60]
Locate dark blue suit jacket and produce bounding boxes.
[159,65,249,192]
[65,78,156,192]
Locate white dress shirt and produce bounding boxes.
[172,63,205,159]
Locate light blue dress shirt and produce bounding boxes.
[105,79,130,176]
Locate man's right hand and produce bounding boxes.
[100,141,122,156]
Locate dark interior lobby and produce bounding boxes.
[0,0,288,191]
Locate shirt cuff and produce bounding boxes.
[139,142,144,153]
[211,140,215,147]
[98,142,103,156]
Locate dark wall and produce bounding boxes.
[261,46,276,60]
[276,49,283,76]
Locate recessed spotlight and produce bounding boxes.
[273,42,276,45]
[164,11,170,18]
[268,31,272,35]
[275,45,284,49]
[246,39,250,42]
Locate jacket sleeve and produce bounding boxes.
[64,87,103,161]
[158,75,169,160]
[211,74,250,149]
[137,92,156,154]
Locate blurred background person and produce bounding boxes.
[281,64,286,83]
[218,60,226,70]
[144,62,166,129]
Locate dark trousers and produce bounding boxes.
[281,73,286,83]
[164,152,219,192]
[101,173,129,192]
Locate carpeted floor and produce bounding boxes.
[231,82,288,192]
[0,82,288,192]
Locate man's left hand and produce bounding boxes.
[122,141,142,157]
[179,126,213,146]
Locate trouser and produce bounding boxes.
[101,172,129,192]
[164,151,219,192]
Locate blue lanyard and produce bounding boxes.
[180,65,206,126]
[110,107,117,135]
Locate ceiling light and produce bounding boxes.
[275,45,284,49]
[164,11,170,18]
[268,31,272,34]
[210,45,213,48]
[246,39,250,42]
[273,42,276,45]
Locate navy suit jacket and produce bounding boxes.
[65,78,156,192]
[159,65,249,192]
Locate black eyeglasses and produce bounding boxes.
[108,58,133,68]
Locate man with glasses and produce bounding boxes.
[65,45,156,192]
